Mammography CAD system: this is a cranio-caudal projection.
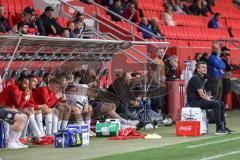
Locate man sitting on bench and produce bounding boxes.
[186,61,234,135]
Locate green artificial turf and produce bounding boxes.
[0,111,239,160]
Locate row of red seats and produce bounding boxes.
[160,25,230,41]
[226,19,240,30]
[138,0,164,12]
[0,0,33,15]
[141,11,229,29]
[212,6,240,19]
[215,0,235,5]
[56,17,69,28]
[232,30,240,38]
[173,13,227,28]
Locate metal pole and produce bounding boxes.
[2,35,23,80]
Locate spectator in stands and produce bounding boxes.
[191,52,202,74]
[41,6,63,35]
[220,47,234,105]
[189,0,209,16]
[16,22,29,34]
[108,0,124,21]
[162,6,176,26]
[126,0,144,17]
[100,0,113,6]
[205,0,215,14]
[0,5,11,33]
[70,11,88,31]
[207,43,226,100]
[73,20,84,38]
[233,0,240,8]
[165,0,186,14]
[62,29,70,38]
[122,3,140,23]
[67,21,75,38]
[165,55,179,81]
[208,13,221,29]
[187,61,234,135]
[23,7,45,36]
[139,17,153,39]
[70,11,81,22]
[150,17,164,38]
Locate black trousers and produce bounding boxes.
[222,78,231,105]
[206,77,223,100]
[116,102,138,120]
[189,99,226,129]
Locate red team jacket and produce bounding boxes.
[0,84,29,109]
[25,90,39,109]
[33,86,60,108]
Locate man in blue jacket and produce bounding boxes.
[139,17,153,39]
[207,43,226,100]
[208,13,221,29]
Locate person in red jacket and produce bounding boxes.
[33,78,63,135]
[122,3,140,23]
[0,75,30,109]
[0,75,29,149]
[21,75,45,140]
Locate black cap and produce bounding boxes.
[24,6,35,15]
[45,6,54,12]
[221,46,230,52]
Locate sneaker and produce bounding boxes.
[162,118,173,126]
[215,128,229,135]
[144,123,154,129]
[224,127,236,134]
[16,141,28,148]
[7,142,23,149]
[19,138,28,145]
[126,120,139,126]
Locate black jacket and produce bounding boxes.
[40,14,63,35]
[0,16,11,33]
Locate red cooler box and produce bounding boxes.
[166,80,186,121]
[176,121,200,136]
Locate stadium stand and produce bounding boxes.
[0,0,240,153]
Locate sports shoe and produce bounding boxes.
[162,118,173,126]
[126,120,139,126]
[215,128,229,135]
[224,127,236,134]
[7,142,23,149]
[144,123,154,129]
[19,138,28,145]
[16,141,28,148]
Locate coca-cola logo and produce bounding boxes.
[179,126,192,131]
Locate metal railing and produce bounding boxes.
[58,0,166,42]
[58,0,137,41]
[88,0,166,41]
[57,0,169,60]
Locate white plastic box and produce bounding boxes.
[181,107,208,134]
